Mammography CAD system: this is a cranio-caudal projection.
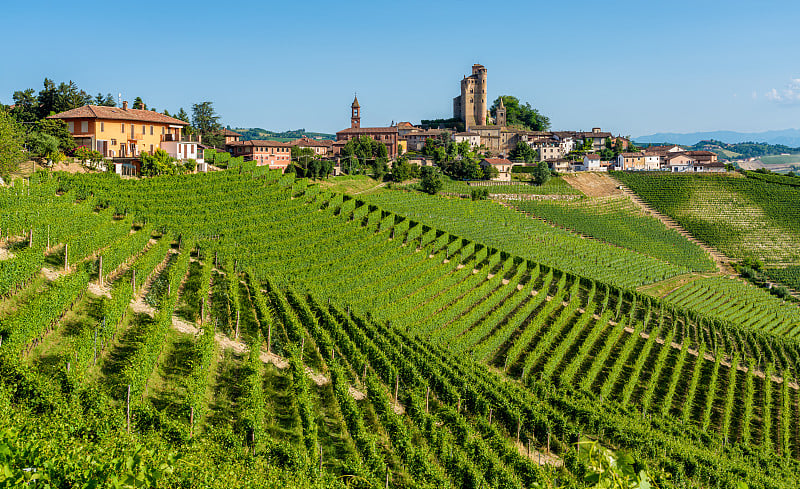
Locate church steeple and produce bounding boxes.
[496,96,507,127]
[351,95,361,128]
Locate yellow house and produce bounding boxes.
[48,101,189,158]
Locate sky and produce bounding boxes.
[2,0,800,137]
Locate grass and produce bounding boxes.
[435,176,582,195]
[637,272,714,298]
[759,154,800,166]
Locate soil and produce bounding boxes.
[561,173,622,197]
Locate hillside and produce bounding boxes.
[232,127,335,142]
[1,169,800,487]
[636,129,800,147]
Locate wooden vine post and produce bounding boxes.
[394,374,399,406]
[98,255,103,287]
[126,385,131,432]
[425,385,430,414]
[64,243,69,272]
[267,320,272,354]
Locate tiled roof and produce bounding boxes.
[454,132,479,136]
[47,105,188,125]
[585,154,601,160]
[219,128,242,137]
[227,140,292,147]
[578,132,612,139]
[337,127,398,134]
[481,158,513,166]
[290,137,332,147]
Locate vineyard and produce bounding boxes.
[437,177,582,196]
[1,169,800,487]
[509,194,716,272]
[613,172,800,265]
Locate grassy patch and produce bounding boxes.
[317,175,386,195]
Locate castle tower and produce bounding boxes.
[351,95,361,129]
[453,64,487,129]
[496,96,507,127]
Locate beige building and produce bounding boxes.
[452,131,481,148]
[480,157,514,181]
[404,129,445,152]
[453,64,488,128]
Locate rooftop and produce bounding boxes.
[48,105,188,125]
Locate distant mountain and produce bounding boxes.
[635,129,800,147]
[232,127,335,142]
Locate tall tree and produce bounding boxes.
[132,97,144,110]
[0,109,25,176]
[192,102,221,134]
[489,96,549,131]
[11,89,38,123]
[94,93,116,106]
[36,79,91,119]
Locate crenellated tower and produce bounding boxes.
[453,64,488,129]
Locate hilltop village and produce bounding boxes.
[37,64,726,179]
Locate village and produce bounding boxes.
[42,64,727,180]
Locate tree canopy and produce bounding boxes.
[489,96,550,131]
[0,109,25,176]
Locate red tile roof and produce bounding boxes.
[337,127,398,134]
[47,105,188,125]
[289,137,333,147]
[585,154,601,160]
[227,140,292,147]
[219,128,242,137]
[481,158,513,166]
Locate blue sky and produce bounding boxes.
[2,0,799,137]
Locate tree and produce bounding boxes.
[94,93,116,106]
[531,161,551,185]
[489,96,549,131]
[140,148,184,177]
[482,164,499,181]
[192,102,221,134]
[371,157,389,181]
[34,119,75,153]
[391,158,419,182]
[419,166,443,195]
[36,79,91,119]
[132,97,144,110]
[509,141,537,163]
[27,132,60,162]
[11,89,38,123]
[0,109,25,176]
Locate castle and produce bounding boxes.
[453,64,488,129]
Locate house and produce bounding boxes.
[219,128,242,145]
[160,140,203,165]
[666,153,692,172]
[403,129,444,152]
[549,158,572,173]
[48,101,189,159]
[576,128,612,151]
[226,140,293,171]
[616,152,654,171]
[578,154,607,171]
[452,131,481,149]
[480,157,514,181]
[530,139,565,161]
[289,136,333,157]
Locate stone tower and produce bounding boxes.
[495,96,507,127]
[453,64,488,129]
[351,95,361,129]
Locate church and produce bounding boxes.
[335,96,399,158]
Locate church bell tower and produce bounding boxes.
[351,95,361,129]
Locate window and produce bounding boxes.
[142,125,145,134]
[150,144,153,153]
[100,122,104,132]
[67,121,74,132]
[150,125,153,135]
[161,127,165,134]
[121,123,125,133]
[81,121,88,132]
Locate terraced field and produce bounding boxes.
[2,168,800,487]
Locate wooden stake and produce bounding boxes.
[66,362,70,373]
[425,385,430,413]
[363,363,367,379]
[28,228,33,248]
[384,467,389,489]
[235,310,240,339]
[547,430,551,454]
[489,407,493,424]
[64,243,69,271]
[126,385,131,432]
[394,374,399,405]
[131,269,136,292]
[267,321,272,354]
[98,255,103,286]
[190,406,194,436]
[301,337,305,359]
[457,397,461,413]
[517,418,521,442]
[47,224,50,250]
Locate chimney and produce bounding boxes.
[142,103,146,110]
[122,101,128,111]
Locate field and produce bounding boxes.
[509,195,716,272]
[2,168,800,487]
[613,172,800,265]
[759,154,800,166]
[437,177,582,196]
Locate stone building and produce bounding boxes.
[453,64,488,129]
[336,96,399,158]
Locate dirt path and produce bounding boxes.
[561,172,622,197]
[604,175,735,274]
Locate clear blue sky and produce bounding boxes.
[3,0,799,137]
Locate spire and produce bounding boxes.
[498,97,505,109]
[352,94,360,108]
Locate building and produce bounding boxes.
[48,102,189,158]
[219,128,242,145]
[289,136,333,157]
[335,96,399,158]
[453,64,488,129]
[226,140,292,170]
[480,157,514,181]
[452,131,481,149]
[404,129,444,152]
[576,128,613,152]
[577,154,609,171]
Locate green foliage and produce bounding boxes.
[0,110,25,176]
[419,166,443,195]
[390,158,420,182]
[509,141,537,163]
[531,161,551,185]
[470,188,489,200]
[32,118,75,153]
[577,440,657,489]
[132,97,144,110]
[140,149,186,177]
[489,96,550,131]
